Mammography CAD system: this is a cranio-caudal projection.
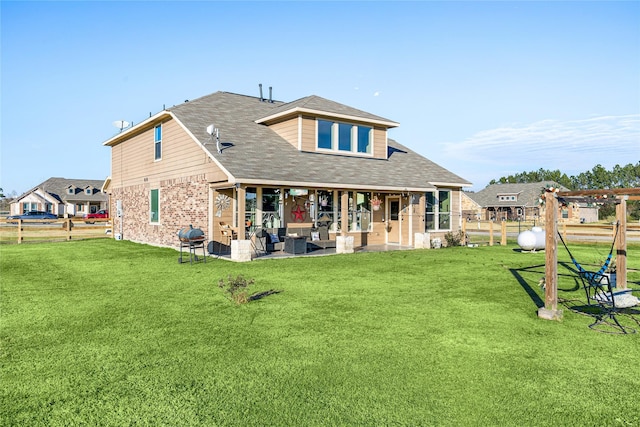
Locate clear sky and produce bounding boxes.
[1,1,638,196]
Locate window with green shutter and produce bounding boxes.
[150,189,159,223]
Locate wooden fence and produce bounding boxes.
[0,218,113,244]
[462,220,640,246]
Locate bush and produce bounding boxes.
[444,231,465,247]
[218,274,255,305]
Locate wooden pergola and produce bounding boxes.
[538,187,640,321]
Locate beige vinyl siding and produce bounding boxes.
[300,116,316,152]
[372,127,387,159]
[269,118,299,149]
[110,119,223,189]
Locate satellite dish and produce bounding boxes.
[113,120,130,132]
[206,124,215,135]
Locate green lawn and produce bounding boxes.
[1,240,638,426]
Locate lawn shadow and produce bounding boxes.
[249,289,282,301]
[510,264,545,309]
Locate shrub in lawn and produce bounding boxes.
[218,274,255,304]
[444,230,465,247]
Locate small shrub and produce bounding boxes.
[444,230,465,247]
[218,274,255,305]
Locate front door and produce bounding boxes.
[387,197,400,244]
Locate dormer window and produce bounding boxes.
[317,119,372,155]
[67,187,75,195]
[85,187,93,195]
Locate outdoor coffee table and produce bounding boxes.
[284,236,307,254]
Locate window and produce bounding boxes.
[425,190,451,231]
[349,192,371,231]
[338,123,352,151]
[245,187,257,232]
[154,124,162,160]
[67,187,74,195]
[22,202,37,213]
[262,188,282,228]
[317,190,336,230]
[317,120,332,150]
[85,188,92,195]
[150,189,159,223]
[317,119,372,155]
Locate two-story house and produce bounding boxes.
[102,90,471,255]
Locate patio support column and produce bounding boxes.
[538,190,562,321]
[616,197,627,289]
[237,186,246,236]
[340,191,348,236]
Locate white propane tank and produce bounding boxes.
[517,227,545,251]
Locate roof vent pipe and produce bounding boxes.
[269,86,273,103]
[259,84,263,102]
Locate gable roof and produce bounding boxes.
[255,95,400,128]
[166,91,470,191]
[16,177,108,203]
[466,181,569,208]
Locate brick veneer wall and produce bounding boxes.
[111,174,209,248]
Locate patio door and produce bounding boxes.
[387,197,400,244]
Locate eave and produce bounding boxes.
[255,107,400,128]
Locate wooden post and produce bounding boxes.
[539,190,562,320]
[501,220,507,246]
[18,219,23,244]
[489,221,494,246]
[616,198,627,289]
[341,191,349,236]
[236,186,246,238]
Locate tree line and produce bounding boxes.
[489,162,640,220]
[488,162,640,190]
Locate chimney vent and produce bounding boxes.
[259,84,264,102]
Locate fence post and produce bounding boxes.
[65,219,72,241]
[489,220,494,246]
[501,220,507,246]
[18,219,23,244]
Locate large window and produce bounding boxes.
[150,189,159,223]
[154,124,162,160]
[317,190,336,230]
[261,188,282,228]
[317,119,372,154]
[349,192,371,231]
[425,190,451,231]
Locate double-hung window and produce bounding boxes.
[425,190,451,231]
[317,119,372,154]
[150,189,159,223]
[154,124,162,160]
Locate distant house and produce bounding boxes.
[9,177,109,218]
[465,181,599,223]
[102,90,471,252]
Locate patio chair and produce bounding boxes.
[579,270,638,334]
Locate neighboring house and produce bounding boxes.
[465,182,599,223]
[9,177,109,218]
[102,90,471,252]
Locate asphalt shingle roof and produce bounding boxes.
[17,177,108,203]
[168,91,470,190]
[466,181,569,207]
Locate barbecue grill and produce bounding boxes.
[177,225,207,264]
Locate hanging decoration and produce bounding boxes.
[290,203,307,222]
[215,194,231,217]
[372,196,382,211]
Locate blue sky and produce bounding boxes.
[1,1,638,195]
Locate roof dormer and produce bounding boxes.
[255,95,399,160]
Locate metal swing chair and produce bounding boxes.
[558,222,639,334]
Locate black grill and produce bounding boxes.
[177,225,206,264]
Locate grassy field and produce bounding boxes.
[1,240,639,426]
